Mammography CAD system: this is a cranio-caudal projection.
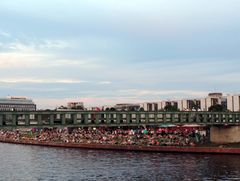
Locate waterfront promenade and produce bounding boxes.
[3,126,240,154]
[1,111,240,153]
[0,126,205,147]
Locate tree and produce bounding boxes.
[110,107,116,111]
[208,104,226,112]
[164,105,179,112]
[139,107,144,111]
[190,102,200,111]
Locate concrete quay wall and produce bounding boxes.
[210,126,240,144]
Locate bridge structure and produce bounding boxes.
[0,111,240,127]
[1,111,240,144]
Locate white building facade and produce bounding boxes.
[139,92,239,112]
[140,102,158,111]
[227,95,240,112]
[178,99,201,111]
[200,93,227,111]
[0,97,36,111]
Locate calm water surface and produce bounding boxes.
[0,143,240,181]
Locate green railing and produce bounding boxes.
[0,111,240,128]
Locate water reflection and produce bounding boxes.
[0,143,240,180]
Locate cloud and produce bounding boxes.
[38,40,70,49]
[34,98,67,109]
[0,1,239,109]
[5,40,70,52]
[35,96,141,109]
[0,30,11,37]
[33,88,211,109]
[0,78,114,86]
[0,78,89,84]
[117,89,210,99]
[97,81,112,85]
[0,40,102,70]
[208,72,240,83]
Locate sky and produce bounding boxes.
[0,0,240,109]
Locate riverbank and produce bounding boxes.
[1,139,240,154]
[2,126,240,154]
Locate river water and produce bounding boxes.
[0,143,240,181]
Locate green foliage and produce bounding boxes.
[208,104,226,112]
[105,107,116,111]
[190,102,200,111]
[110,107,116,111]
[164,105,179,112]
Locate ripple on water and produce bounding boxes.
[0,143,240,181]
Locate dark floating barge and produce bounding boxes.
[1,139,240,154]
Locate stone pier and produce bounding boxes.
[210,125,240,144]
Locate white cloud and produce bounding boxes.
[0,30,11,37]
[0,41,101,69]
[16,87,67,92]
[97,81,112,85]
[34,98,67,109]
[118,89,209,99]
[0,78,89,84]
[208,73,240,83]
[7,39,71,50]
[38,40,70,49]
[33,89,210,109]
[35,96,141,109]
[0,78,114,85]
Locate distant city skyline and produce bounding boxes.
[0,0,240,108]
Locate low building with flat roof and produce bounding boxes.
[0,97,36,111]
[67,102,84,110]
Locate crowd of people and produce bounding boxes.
[0,126,208,147]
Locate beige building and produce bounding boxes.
[178,99,201,111]
[158,101,172,110]
[141,101,177,111]
[227,95,240,112]
[140,92,239,112]
[200,93,227,111]
[140,102,158,111]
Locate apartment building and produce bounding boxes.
[227,95,240,112]
[178,99,201,111]
[200,93,227,111]
[140,102,158,111]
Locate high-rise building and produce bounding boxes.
[140,102,158,111]
[227,95,240,112]
[200,93,227,111]
[178,99,201,111]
